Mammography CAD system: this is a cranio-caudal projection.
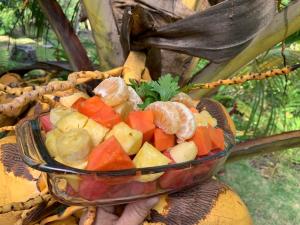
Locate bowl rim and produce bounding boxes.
[16,114,234,176]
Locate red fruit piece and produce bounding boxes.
[79,176,110,201]
[127,110,155,142]
[40,114,53,132]
[154,128,175,151]
[86,136,135,171]
[71,97,86,111]
[159,169,194,189]
[191,127,212,156]
[77,96,121,128]
[208,126,225,151]
[129,181,157,195]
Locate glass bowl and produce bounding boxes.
[16,114,234,206]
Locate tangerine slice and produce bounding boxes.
[93,77,129,106]
[171,92,197,108]
[146,101,180,134]
[128,86,143,110]
[172,102,196,142]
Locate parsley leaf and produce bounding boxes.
[129,74,180,109]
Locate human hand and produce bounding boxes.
[79,197,159,225]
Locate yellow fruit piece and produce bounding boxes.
[83,119,109,146]
[194,110,217,127]
[169,141,197,163]
[114,101,134,120]
[50,106,74,125]
[59,92,89,108]
[56,128,92,164]
[105,122,142,155]
[45,129,62,157]
[56,111,88,132]
[133,142,171,182]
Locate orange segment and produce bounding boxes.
[171,92,196,108]
[146,101,180,134]
[93,77,129,106]
[172,102,196,142]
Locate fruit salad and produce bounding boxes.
[42,76,226,201]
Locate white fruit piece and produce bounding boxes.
[194,110,217,127]
[169,141,198,163]
[56,128,92,164]
[105,122,142,155]
[114,101,134,120]
[50,107,74,125]
[133,142,171,182]
[45,128,62,157]
[59,92,89,108]
[83,119,109,146]
[128,86,143,110]
[56,111,88,132]
[55,156,87,170]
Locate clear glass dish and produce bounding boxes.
[16,114,234,206]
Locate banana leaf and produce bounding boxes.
[120,0,275,63]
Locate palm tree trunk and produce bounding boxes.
[37,0,93,71]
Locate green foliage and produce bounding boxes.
[213,48,300,141]
[130,74,180,109]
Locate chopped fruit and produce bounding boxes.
[56,111,88,132]
[171,92,196,108]
[60,92,89,108]
[191,127,213,156]
[45,129,62,157]
[40,114,53,132]
[77,96,122,128]
[93,77,129,106]
[208,126,225,151]
[50,106,74,125]
[79,176,110,200]
[114,101,134,120]
[64,175,81,192]
[128,181,157,195]
[86,136,134,171]
[105,122,143,155]
[172,102,196,141]
[159,168,194,189]
[146,101,180,134]
[169,141,197,163]
[128,86,143,110]
[190,107,198,113]
[154,128,175,151]
[77,96,106,117]
[83,119,109,146]
[133,142,171,182]
[56,128,92,164]
[127,110,155,142]
[194,110,217,127]
[72,97,86,111]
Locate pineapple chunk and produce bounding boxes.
[83,119,109,146]
[45,129,62,157]
[50,107,74,125]
[105,122,142,155]
[169,141,197,163]
[56,128,92,164]
[56,111,88,132]
[133,142,171,182]
[59,92,89,108]
[194,110,217,127]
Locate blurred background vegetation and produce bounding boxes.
[0,0,299,224]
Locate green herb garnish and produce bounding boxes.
[130,74,180,109]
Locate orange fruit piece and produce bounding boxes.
[128,86,143,110]
[93,77,129,106]
[171,92,197,108]
[172,102,196,142]
[146,101,180,134]
[154,128,175,151]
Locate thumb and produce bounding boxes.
[115,197,159,225]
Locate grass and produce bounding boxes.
[217,148,300,225]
